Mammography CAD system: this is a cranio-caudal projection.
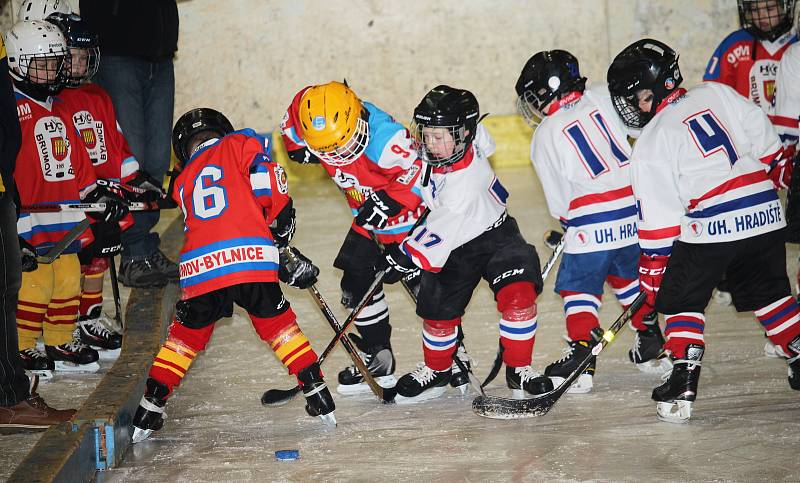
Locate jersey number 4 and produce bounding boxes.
[563,110,629,178]
[684,109,739,166]
[192,165,228,220]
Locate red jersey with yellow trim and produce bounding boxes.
[14,86,96,255]
[173,129,289,299]
[56,83,140,182]
[281,87,424,244]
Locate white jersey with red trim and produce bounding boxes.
[400,125,507,272]
[773,42,800,151]
[631,82,784,257]
[530,83,638,254]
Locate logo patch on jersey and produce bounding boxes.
[688,220,703,237]
[17,103,31,121]
[35,116,74,181]
[397,165,419,185]
[664,77,675,90]
[274,165,288,194]
[73,110,107,166]
[80,127,96,148]
[575,230,590,246]
[312,115,326,131]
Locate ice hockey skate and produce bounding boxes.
[78,309,122,360]
[787,335,800,390]
[132,378,169,443]
[45,335,100,373]
[652,344,703,423]
[336,335,397,395]
[506,365,553,399]
[19,347,54,381]
[545,339,595,393]
[394,363,451,404]
[449,342,472,395]
[298,363,336,427]
[628,314,672,374]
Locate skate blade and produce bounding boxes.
[712,289,732,306]
[394,386,448,405]
[656,400,692,423]
[131,426,153,444]
[635,357,673,375]
[54,360,100,373]
[29,369,53,382]
[453,383,469,395]
[97,348,121,361]
[548,374,593,394]
[336,375,397,395]
[318,412,337,428]
[764,341,782,358]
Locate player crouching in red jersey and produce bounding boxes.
[132,108,333,443]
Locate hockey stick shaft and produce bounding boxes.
[21,200,172,213]
[36,218,92,264]
[108,256,124,332]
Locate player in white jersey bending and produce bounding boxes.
[516,50,670,394]
[376,85,552,403]
[607,38,800,423]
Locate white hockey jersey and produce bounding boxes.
[773,42,800,149]
[400,125,506,272]
[631,82,784,256]
[530,84,638,254]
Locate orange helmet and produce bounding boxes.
[298,81,369,166]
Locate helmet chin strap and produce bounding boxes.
[15,78,59,102]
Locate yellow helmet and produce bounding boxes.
[298,81,369,166]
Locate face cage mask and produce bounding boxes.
[19,53,69,96]
[741,0,794,41]
[611,93,653,129]
[412,122,468,167]
[65,46,99,88]
[308,116,370,167]
[516,90,547,129]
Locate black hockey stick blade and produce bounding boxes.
[36,218,92,264]
[472,292,646,419]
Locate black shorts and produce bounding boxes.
[416,216,542,321]
[333,227,387,308]
[176,282,290,329]
[656,229,792,314]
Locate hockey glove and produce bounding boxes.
[126,171,167,202]
[287,147,320,165]
[638,254,669,309]
[270,200,296,249]
[355,190,403,229]
[83,221,123,259]
[19,236,37,272]
[376,244,418,284]
[83,185,129,222]
[278,247,319,289]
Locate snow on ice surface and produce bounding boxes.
[12,166,794,482]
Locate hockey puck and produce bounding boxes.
[275,449,300,461]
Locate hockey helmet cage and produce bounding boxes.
[738,0,796,41]
[412,85,480,167]
[5,20,69,97]
[47,13,99,87]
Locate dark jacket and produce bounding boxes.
[80,0,179,61]
[0,56,21,201]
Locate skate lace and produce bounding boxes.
[85,318,112,337]
[346,351,373,376]
[64,336,90,352]
[409,363,437,384]
[660,358,701,382]
[452,345,473,369]
[22,347,47,360]
[515,365,542,383]
[553,337,576,364]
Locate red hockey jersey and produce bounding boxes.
[14,86,96,255]
[56,83,139,182]
[281,87,424,244]
[173,129,289,299]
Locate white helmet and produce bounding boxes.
[17,0,72,22]
[5,20,69,96]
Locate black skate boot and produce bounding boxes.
[394,364,451,404]
[78,311,122,351]
[506,365,553,399]
[119,249,178,288]
[336,334,396,395]
[544,339,595,393]
[652,344,703,423]
[132,378,170,443]
[449,341,472,394]
[297,363,336,427]
[786,335,800,390]
[629,312,672,374]
[45,336,100,373]
[19,347,54,380]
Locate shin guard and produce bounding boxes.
[149,319,214,393]
[251,309,318,376]
[422,318,460,371]
[498,282,538,367]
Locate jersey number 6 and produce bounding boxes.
[192,165,228,220]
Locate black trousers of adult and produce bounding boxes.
[0,192,28,406]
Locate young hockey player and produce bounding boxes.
[281,81,471,395]
[607,38,800,423]
[131,108,333,443]
[515,50,669,393]
[7,20,128,376]
[378,85,551,403]
[47,12,166,354]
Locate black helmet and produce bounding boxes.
[46,13,99,87]
[607,38,682,129]
[172,108,234,165]
[412,85,480,167]
[738,0,796,42]
[515,50,586,128]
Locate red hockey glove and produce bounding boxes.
[638,254,669,309]
[769,157,794,190]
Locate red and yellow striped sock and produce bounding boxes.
[251,309,317,375]
[149,319,214,392]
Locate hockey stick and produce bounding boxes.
[107,256,124,333]
[260,268,388,406]
[481,230,565,388]
[284,247,395,403]
[36,218,92,264]
[21,199,173,213]
[472,291,646,419]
